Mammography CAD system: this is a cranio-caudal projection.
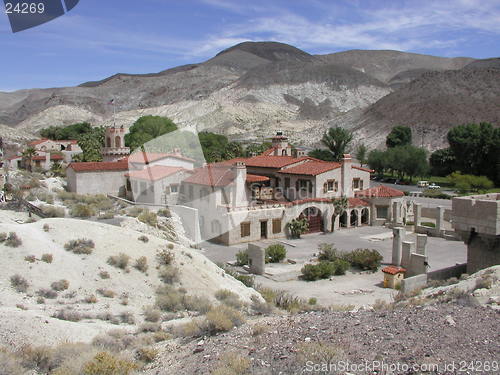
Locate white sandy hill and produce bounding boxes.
[0,214,261,348]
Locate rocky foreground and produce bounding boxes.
[146,302,499,375]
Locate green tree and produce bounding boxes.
[244,142,272,157]
[40,122,93,140]
[386,126,412,148]
[73,127,105,162]
[447,123,500,184]
[355,143,368,167]
[198,132,244,163]
[447,172,494,193]
[367,149,387,177]
[401,146,428,182]
[125,116,178,151]
[21,146,37,172]
[321,127,353,162]
[308,148,335,161]
[430,148,456,177]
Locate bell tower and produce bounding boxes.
[271,131,292,156]
[102,126,130,162]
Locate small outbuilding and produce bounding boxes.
[382,265,406,289]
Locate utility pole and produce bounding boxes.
[0,137,8,194]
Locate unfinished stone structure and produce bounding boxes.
[247,243,265,275]
[452,193,500,273]
[391,227,429,277]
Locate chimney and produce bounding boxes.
[45,153,50,170]
[233,161,247,206]
[341,154,352,197]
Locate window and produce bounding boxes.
[170,184,178,193]
[284,177,290,189]
[324,179,336,192]
[188,185,194,200]
[298,179,312,193]
[376,206,389,219]
[272,219,282,234]
[240,222,251,237]
[353,178,361,190]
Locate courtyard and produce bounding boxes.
[200,225,467,307]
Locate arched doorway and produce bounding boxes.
[299,207,323,233]
[340,211,348,228]
[331,214,337,232]
[361,208,369,225]
[350,210,358,227]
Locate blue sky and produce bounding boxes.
[1,0,499,91]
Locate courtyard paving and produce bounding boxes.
[199,225,467,307]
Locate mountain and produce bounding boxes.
[0,41,498,150]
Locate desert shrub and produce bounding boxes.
[250,295,273,315]
[475,273,497,290]
[212,352,250,375]
[51,279,70,291]
[252,323,269,337]
[84,295,98,304]
[138,322,161,333]
[297,342,345,367]
[343,248,383,272]
[308,297,317,305]
[96,312,120,325]
[25,255,36,263]
[99,271,110,279]
[119,311,135,325]
[205,305,245,334]
[37,288,58,299]
[265,244,286,263]
[167,243,174,249]
[157,208,171,217]
[143,306,161,322]
[135,347,158,363]
[274,290,306,312]
[372,299,394,311]
[37,297,45,304]
[152,331,172,343]
[158,265,179,284]
[18,345,54,373]
[183,295,213,314]
[155,285,185,312]
[10,274,29,292]
[220,265,255,287]
[138,235,149,243]
[53,309,82,322]
[0,350,24,375]
[317,243,340,262]
[0,232,7,242]
[42,224,50,232]
[215,289,243,309]
[126,207,144,217]
[97,289,116,298]
[134,256,148,273]
[138,210,157,227]
[81,352,137,375]
[107,253,130,270]
[235,250,249,266]
[41,253,53,263]
[156,249,174,265]
[70,204,95,218]
[5,232,22,247]
[41,205,65,218]
[64,239,95,255]
[301,262,336,281]
[332,258,350,275]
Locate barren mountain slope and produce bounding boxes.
[351,67,500,149]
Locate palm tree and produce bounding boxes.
[22,147,37,172]
[321,127,353,162]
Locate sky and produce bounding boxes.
[0,0,499,91]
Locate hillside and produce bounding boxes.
[1,41,498,150]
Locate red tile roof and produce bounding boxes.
[261,147,277,156]
[355,185,405,198]
[125,166,185,181]
[32,154,64,161]
[68,161,129,172]
[347,198,370,207]
[28,139,50,146]
[278,160,341,176]
[128,151,195,164]
[246,174,270,183]
[382,266,406,275]
[183,165,236,187]
[353,165,374,173]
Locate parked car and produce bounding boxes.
[417,181,429,188]
[428,183,441,189]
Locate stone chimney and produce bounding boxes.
[341,154,352,197]
[233,161,247,206]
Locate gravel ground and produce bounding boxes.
[145,303,500,375]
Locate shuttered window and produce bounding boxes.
[272,219,282,234]
[240,222,251,237]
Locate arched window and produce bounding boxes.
[115,136,121,148]
[106,137,111,147]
